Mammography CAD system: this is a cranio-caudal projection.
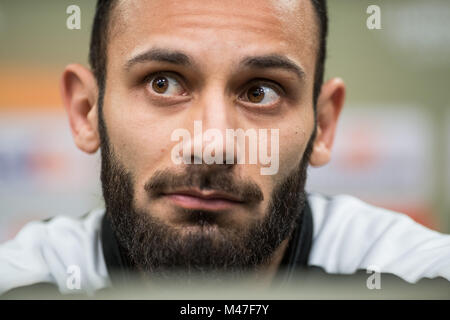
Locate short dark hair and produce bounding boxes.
[89,0,328,109]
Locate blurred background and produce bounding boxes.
[0,0,449,242]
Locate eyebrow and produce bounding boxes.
[125,48,192,71]
[240,54,306,81]
[125,48,305,81]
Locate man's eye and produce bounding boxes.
[243,85,280,105]
[148,75,185,96]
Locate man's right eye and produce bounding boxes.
[147,74,186,97]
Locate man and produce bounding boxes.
[0,0,449,297]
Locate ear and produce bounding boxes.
[309,77,346,167]
[60,64,100,154]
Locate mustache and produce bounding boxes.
[144,165,264,203]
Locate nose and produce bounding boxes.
[184,84,239,166]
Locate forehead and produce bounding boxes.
[108,0,318,74]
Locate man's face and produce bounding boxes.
[99,0,318,277]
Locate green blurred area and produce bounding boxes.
[0,0,96,68]
[0,0,449,230]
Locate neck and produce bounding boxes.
[247,238,291,287]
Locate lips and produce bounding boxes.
[162,189,244,211]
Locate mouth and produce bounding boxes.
[162,189,245,211]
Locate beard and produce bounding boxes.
[99,112,315,283]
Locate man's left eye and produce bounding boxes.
[242,85,280,105]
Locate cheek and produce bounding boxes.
[246,118,313,213]
[277,111,314,179]
[280,128,306,171]
[102,91,178,181]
